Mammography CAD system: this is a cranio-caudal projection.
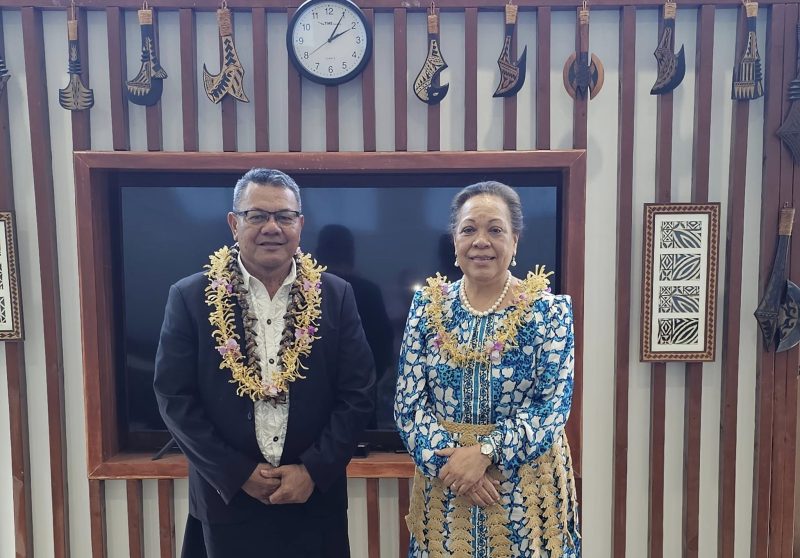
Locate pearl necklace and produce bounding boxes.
[459,272,512,317]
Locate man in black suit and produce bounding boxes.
[154,168,375,558]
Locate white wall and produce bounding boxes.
[0,5,762,557]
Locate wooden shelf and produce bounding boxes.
[89,451,415,480]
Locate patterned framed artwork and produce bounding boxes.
[0,212,23,340]
[641,203,720,362]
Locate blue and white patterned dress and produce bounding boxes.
[394,278,581,558]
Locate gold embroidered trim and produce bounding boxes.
[406,421,579,557]
[422,268,552,368]
[520,435,579,558]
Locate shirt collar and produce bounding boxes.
[237,253,297,293]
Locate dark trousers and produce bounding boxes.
[180,509,350,558]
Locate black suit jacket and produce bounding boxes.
[153,270,375,526]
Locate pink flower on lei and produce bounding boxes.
[217,338,240,356]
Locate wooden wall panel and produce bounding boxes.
[71,7,91,151]
[126,480,144,558]
[768,5,800,556]
[89,480,107,558]
[326,86,339,152]
[252,7,269,152]
[146,9,163,151]
[393,8,407,151]
[158,479,175,558]
[179,8,198,152]
[366,479,380,558]
[752,4,785,557]
[0,13,34,558]
[572,6,589,150]
[535,6,550,149]
[502,12,518,151]
[647,9,678,557]
[220,10,237,152]
[464,7,477,151]
[288,7,301,152]
[362,8,376,151]
[106,7,130,150]
[0,3,793,558]
[611,7,635,557]
[682,7,715,558]
[719,6,750,557]
[21,7,70,558]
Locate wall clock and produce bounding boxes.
[286,0,372,86]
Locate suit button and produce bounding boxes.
[247,412,253,421]
[266,319,272,325]
[269,358,275,364]
[273,436,279,442]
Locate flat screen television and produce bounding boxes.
[113,171,562,453]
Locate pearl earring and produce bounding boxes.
[511,255,517,267]
[454,257,460,267]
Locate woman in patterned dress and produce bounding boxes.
[394,182,580,558]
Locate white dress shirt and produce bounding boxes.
[238,255,296,466]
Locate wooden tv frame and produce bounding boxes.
[74,150,586,480]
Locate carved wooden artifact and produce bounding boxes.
[650,0,685,95]
[777,24,800,164]
[493,4,527,98]
[413,11,449,105]
[126,8,168,106]
[563,4,603,100]
[59,14,94,111]
[754,207,800,352]
[203,7,249,104]
[731,0,763,100]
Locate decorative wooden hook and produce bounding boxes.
[493,3,527,98]
[59,3,94,111]
[731,0,764,100]
[203,5,249,104]
[563,2,604,100]
[777,24,800,164]
[413,7,449,105]
[650,0,685,95]
[126,5,168,106]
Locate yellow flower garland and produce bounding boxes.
[423,267,553,368]
[204,245,325,402]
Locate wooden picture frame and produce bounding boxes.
[0,211,23,340]
[641,203,720,362]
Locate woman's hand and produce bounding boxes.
[465,474,502,507]
[435,445,492,495]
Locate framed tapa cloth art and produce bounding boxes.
[641,203,720,362]
[0,212,23,340]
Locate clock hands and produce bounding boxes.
[308,12,354,57]
[329,27,353,42]
[327,11,346,42]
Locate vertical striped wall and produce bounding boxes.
[0,2,792,557]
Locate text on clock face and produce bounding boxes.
[292,2,368,79]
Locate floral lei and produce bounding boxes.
[423,266,553,367]
[204,245,325,402]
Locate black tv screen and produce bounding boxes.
[115,172,561,453]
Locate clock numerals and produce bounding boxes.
[288,0,372,85]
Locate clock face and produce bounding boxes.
[287,0,372,86]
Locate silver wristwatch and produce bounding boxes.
[478,435,496,463]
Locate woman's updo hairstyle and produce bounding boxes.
[448,181,524,236]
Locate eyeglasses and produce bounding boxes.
[233,209,301,227]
